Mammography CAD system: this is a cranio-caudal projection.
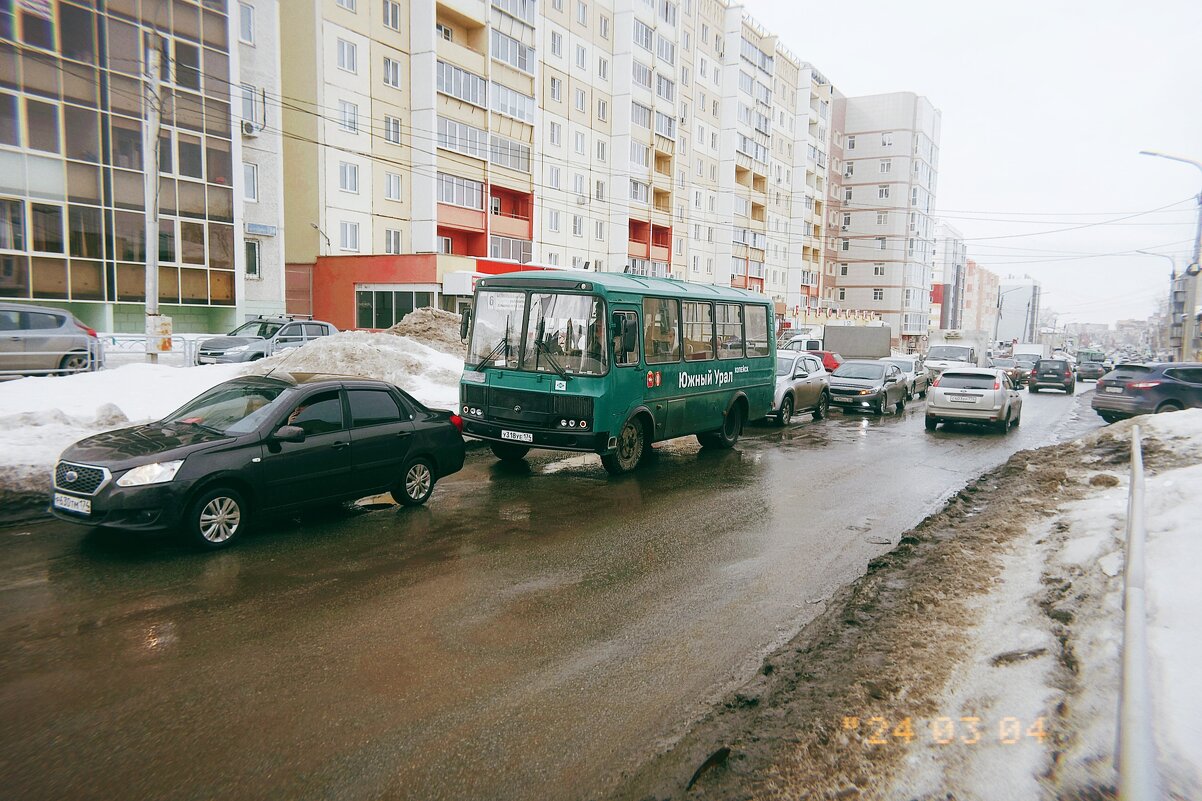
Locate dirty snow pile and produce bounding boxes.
[888,409,1202,799]
[0,362,245,501]
[385,307,466,358]
[246,330,463,411]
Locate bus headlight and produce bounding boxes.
[560,419,568,427]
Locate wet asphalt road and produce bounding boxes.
[0,387,1102,800]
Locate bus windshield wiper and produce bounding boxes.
[477,315,511,366]
[533,338,572,381]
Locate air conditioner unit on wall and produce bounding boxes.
[241,120,258,137]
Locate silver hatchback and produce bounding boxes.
[0,302,99,376]
[925,367,1023,433]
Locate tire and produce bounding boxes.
[925,416,938,431]
[1066,384,1075,396]
[1029,387,1039,394]
[1012,409,1022,427]
[895,393,906,413]
[187,486,249,549]
[601,417,645,475]
[699,404,743,449]
[490,442,531,461]
[392,457,435,506]
[58,351,91,375]
[776,394,793,426]
[813,392,829,420]
[875,395,887,415]
[995,413,1010,434]
[1155,401,1183,414]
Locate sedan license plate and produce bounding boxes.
[1106,386,1124,394]
[53,493,91,515]
[501,430,533,443]
[830,396,852,403]
[198,356,216,364]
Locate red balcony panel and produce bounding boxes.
[650,244,671,262]
[437,203,487,232]
[628,241,650,259]
[628,218,650,245]
[491,213,532,239]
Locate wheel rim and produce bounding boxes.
[781,397,792,420]
[406,463,432,499]
[63,355,88,372]
[199,496,241,543]
[617,421,642,465]
[818,394,829,417]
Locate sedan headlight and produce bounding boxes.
[116,460,184,487]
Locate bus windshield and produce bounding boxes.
[467,290,608,376]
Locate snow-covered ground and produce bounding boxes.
[0,327,465,502]
[889,409,1202,799]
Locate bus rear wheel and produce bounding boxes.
[490,442,531,461]
[697,404,743,449]
[601,418,645,475]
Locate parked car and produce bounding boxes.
[772,352,830,424]
[196,317,337,364]
[828,360,908,414]
[1077,361,1106,381]
[989,358,1028,390]
[805,350,844,374]
[1028,358,1076,394]
[50,373,465,549]
[0,301,99,376]
[880,354,929,399]
[926,368,1023,433]
[1092,362,1202,422]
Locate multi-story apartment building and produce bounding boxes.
[831,92,940,351]
[962,258,999,339]
[271,0,928,333]
[995,275,1040,345]
[932,220,965,331]
[0,0,277,333]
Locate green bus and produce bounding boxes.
[457,270,776,474]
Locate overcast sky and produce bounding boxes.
[739,0,1202,326]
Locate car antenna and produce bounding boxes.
[262,344,302,379]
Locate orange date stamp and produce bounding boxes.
[841,715,1048,746]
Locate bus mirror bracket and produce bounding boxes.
[459,307,472,341]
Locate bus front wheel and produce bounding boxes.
[490,442,531,461]
[601,419,645,475]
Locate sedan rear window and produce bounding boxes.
[938,374,996,390]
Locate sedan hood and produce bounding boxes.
[830,376,882,389]
[61,423,234,471]
[199,336,262,352]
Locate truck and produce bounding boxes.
[1012,342,1049,360]
[924,330,987,378]
[778,324,891,360]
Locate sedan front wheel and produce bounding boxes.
[188,487,249,549]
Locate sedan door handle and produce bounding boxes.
[396,431,412,438]
[332,441,349,450]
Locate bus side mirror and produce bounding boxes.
[459,307,472,341]
[621,318,637,353]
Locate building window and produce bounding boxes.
[876,236,887,250]
[337,39,358,73]
[436,62,487,106]
[844,187,853,202]
[600,15,610,38]
[492,30,533,72]
[436,173,484,209]
[576,0,588,26]
[877,212,888,225]
[383,115,401,144]
[598,57,609,80]
[873,288,884,300]
[238,2,255,43]
[385,172,401,200]
[490,235,532,263]
[873,263,885,276]
[340,221,360,251]
[882,131,894,146]
[490,136,531,172]
[548,210,560,231]
[574,131,586,155]
[840,263,849,276]
[385,229,402,254]
[597,99,607,121]
[574,88,586,112]
[437,236,453,254]
[339,161,359,193]
[356,289,436,329]
[383,0,401,29]
[245,240,261,278]
[550,77,562,101]
[846,135,855,150]
[576,44,587,69]
[336,0,356,9]
[840,238,849,251]
[630,180,649,203]
[437,116,488,159]
[595,180,605,200]
[633,61,652,89]
[491,82,535,122]
[595,221,604,240]
[383,58,402,88]
[572,215,583,236]
[551,32,562,57]
[632,102,652,128]
[243,163,258,202]
[547,165,560,189]
[634,19,653,51]
[339,100,359,133]
[878,185,890,199]
[837,288,846,301]
[597,141,607,162]
[880,159,891,174]
[842,212,851,228]
[436,23,453,41]
[549,122,561,146]
[844,162,854,178]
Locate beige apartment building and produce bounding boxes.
[274,0,911,333]
[963,257,999,340]
[830,92,941,351]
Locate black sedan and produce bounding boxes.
[827,360,909,414]
[50,374,466,549]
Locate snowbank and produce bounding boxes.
[385,306,466,358]
[0,330,466,506]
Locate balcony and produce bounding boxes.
[489,186,533,239]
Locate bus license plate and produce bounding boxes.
[53,493,91,515]
[501,430,533,443]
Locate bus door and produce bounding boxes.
[609,307,645,436]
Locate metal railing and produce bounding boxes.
[0,338,104,377]
[97,335,203,368]
[1117,424,1161,800]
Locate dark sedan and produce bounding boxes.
[989,358,1028,390]
[1092,363,1202,422]
[828,360,908,414]
[1077,361,1106,381]
[50,374,466,548]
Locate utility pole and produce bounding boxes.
[142,45,163,363]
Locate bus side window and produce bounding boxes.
[716,303,743,359]
[745,305,770,357]
[643,297,680,364]
[682,301,715,361]
[613,311,639,366]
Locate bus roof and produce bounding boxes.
[476,269,772,304]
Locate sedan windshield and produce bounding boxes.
[834,363,885,380]
[163,382,293,434]
[228,320,282,339]
[521,293,607,376]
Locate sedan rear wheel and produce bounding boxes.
[393,458,435,506]
[188,487,248,549]
[58,352,91,375]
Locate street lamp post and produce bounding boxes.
[1137,250,1177,359]
[1139,151,1202,361]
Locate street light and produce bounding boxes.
[1139,151,1202,360]
[1138,151,1201,277]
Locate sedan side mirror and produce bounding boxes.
[273,425,306,443]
